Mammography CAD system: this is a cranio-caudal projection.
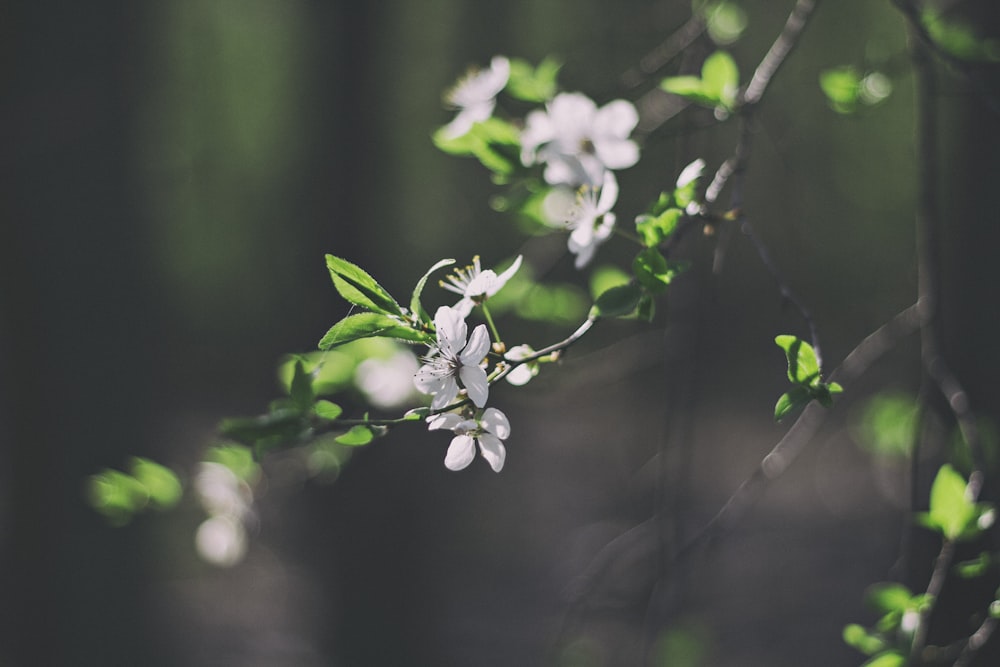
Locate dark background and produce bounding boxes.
[3,1,999,665]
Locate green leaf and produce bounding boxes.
[921,463,978,541]
[635,208,683,247]
[590,282,643,319]
[702,1,748,45]
[866,583,915,614]
[507,57,561,102]
[325,255,403,316]
[410,258,455,322]
[921,11,1000,62]
[218,409,305,447]
[701,51,739,109]
[589,265,631,299]
[820,66,861,113]
[129,458,182,510]
[205,444,259,482]
[318,312,431,350]
[87,469,148,524]
[288,359,314,411]
[313,400,343,421]
[842,624,886,656]
[636,295,655,323]
[660,75,718,107]
[861,651,906,667]
[954,552,993,579]
[775,335,821,386]
[633,248,686,293]
[335,425,374,446]
[857,392,919,458]
[775,386,811,421]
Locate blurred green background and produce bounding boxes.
[3,1,999,665]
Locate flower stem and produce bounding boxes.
[480,303,503,346]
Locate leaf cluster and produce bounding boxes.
[773,335,842,420]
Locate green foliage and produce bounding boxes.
[773,335,842,420]
[819,66,892,114]
[88,457,182,525]
[661,51,739,114]
[636,208,683,247]
[410,258,455,322]
[633,248,686,294]
[335,425,375,446]
[326,254,404,317]
[696,0,748,46]
[917,464,993,542]
[855,392,919,458]
[954,552,994,579]
[432,117,522,176]
[920,11,1000,62]
[204,444,259,483]
[506,57,561,102]
[318,312,432,350]
[313,399,344,421]
[590,282,643,319]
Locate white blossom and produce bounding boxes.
[355,349,421,409]
[542,170,618,268]
[442,56,510,139]
[521,92,639,187]
[414,306,491,410]
[440,255,523,317]
[504,344,539,386]
[676,158,706,188]
[428,407,511,472]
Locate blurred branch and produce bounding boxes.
[742,0,819,106]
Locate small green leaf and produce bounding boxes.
[861,651,906,667]
[590,282,643,319]
[318,312,431,350]
[507,57,561,102]
[313,400,344,421]
[129,457,182,510]
[702,1,748,45]
[842,624,886,656]
[866,583,915,614]
[636,295,656,323]
[404,407,430,421]
[87,469,148,524]
[205,444,259,482]
[410,258,455,322]
[922,463,978,540]
[218,409,304,446]
[857,392,920,458]
[325,255,403,316]
[635,208,683,247]
[633,248,686,293]
[820,66,861,113]
[775,386,811,421]
[701,51,739,109]
[775,335,821,386]
[335,425,374,446]
[660,75,718,107]
[954,552,993,579]
[289,360,314,411]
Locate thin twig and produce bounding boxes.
[742,0,820,106]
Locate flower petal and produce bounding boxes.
[459,364,490,408]
[434,306,467,356]
[493,255,522,292]
[481,407,511,439]
[430,376,460,410]
[593,137,639,170]
[426,412,464,431]
[476,433,507,472]
[461,324,491,364]
[444,435,476,471]
[593,99,639,139]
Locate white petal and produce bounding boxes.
[426,412,464,431]
[549,92,597,130]
[430,377,460,410]
[593,99,639,138]
[461,324,491,365]
[493,255,522,292]
[451,297,476,318]
[459,364,490,408]
[520,109,555,162]
[444,435,476,471]
[442,101,494,139]
[434,306,467,355]
[593,137,639,170]
[676,158,706,188]
[596,171,619,213]
[476,434,507,472]
[481,407,511,439]
[414,364,448,395]
[505,364,536,386]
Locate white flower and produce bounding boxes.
[541,170,619,268]
[440,255,523,317]
[504,344,539,386]
[428,407,511,472]
[676,158,705,188]
[521,92,639,187]
[442,56,510,139]
[355,349,421,409]
[414,306,491,410]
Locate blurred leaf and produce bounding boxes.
[842,623,886,656]
[129,458,182,510]
[289,359,315,411]
[318,312,431,350]
[590,282,642,319]
[775,335,821,386]
[313,399,344,421]
[205,444,259,482]
[410,258,455,322]
[921,11,1000,62]
[954,552,993,579]
[660,75,719,108]
[861,651,905,667]
[325,254,403,316]
[702,1,748,45]
[219,409,305,447]
[820,66,861,113]
[589,264,632,299]
[701,51,739,109]
[87,469,148,525]
[866,583,915,614]
[857,392,919,458]
[507,57,561,101]
[335,425,374,446]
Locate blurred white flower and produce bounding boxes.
[195,515,247,567]
[414,306,491,410]
[440,255,523,317]
[355,349,420,409]
[194,462,252,520]
[521,92,639,187]
[427,407,511,472]
[442,56,510,139]
[504,344,539,386]
[560,171,619,268]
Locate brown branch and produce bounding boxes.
[742,0,820,106]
